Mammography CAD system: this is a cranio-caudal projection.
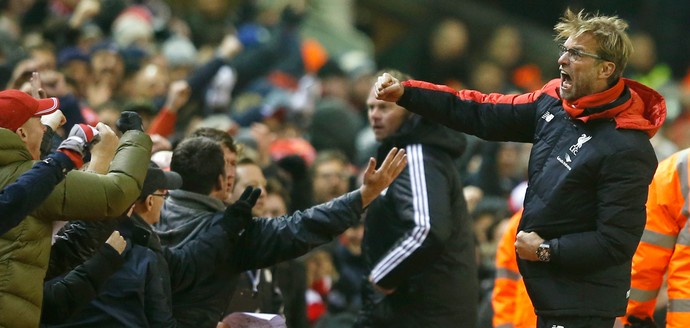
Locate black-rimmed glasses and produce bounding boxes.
[151,191,170,199]
[558,44,607,62]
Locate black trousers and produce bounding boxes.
[537,315,615,328]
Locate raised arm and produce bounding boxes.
[375,72,541,142]
[235,148,407,270]
[34,125,151,221]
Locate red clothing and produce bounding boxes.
[147,107,177,137]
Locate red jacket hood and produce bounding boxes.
[543,78,666,138]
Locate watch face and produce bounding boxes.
[537,245,551,262]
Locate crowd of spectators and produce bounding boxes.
[1,0,689,326]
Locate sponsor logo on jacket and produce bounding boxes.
[541,112,555,122]
[569,134,592,155]
[557,156,572,171]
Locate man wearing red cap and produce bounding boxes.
[0,89,152,327]
[0,90,99,224]
[0,89,60,159]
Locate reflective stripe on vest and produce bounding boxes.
[640,229,677,249]
[630,287,661,302]
[669,299,690,313]
[495,268,521,281]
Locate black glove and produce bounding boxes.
[116,111,144,134]
[220,186,262,237]
[625,315,657,328]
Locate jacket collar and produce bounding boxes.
[562,79,627,118]
[558,78,666,138]
[119,214,158,249]
[0,128,32,166]
[168,189,226,212]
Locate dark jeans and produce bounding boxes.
[537,315,615,328]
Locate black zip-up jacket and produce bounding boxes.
[41,243,124,325]
[155,189,365,328]
[356,116,478,327]
[44,213,240,327]
[396,78,666,318]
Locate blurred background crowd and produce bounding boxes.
[1,0,687,326]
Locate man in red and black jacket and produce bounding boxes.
[374,9,666,328]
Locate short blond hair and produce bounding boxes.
[554,8,633,83]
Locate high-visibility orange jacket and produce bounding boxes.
[492,210,537,328]
[624,148,690,327]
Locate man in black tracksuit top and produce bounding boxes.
[355,70,478,328]
[374,9,667,328]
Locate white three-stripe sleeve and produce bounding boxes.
[370,144,431,284]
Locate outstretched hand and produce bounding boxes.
[374,72,405,103]
[360,147,407,207]
[221,186,262,237]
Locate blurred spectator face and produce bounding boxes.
[61,60,90,95]
[431,19,469,61]
[470,61,505,93]
[473,212,496,244]
[312,159,350,204]
[90,50,125,88]
[263,192,288,217]
[305,250,337,287]
[629,32,657,73]
[17,117,45,160]
[132,64,169,99]
[342,224,364,256]
[497,143,520,178]
[231,163,267,216]
[97,106,121,133]
[30,47,56,71]
[488,25,522,69]
[321,75,349,100]
[366,87,411,141]
[222,145,238,203]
